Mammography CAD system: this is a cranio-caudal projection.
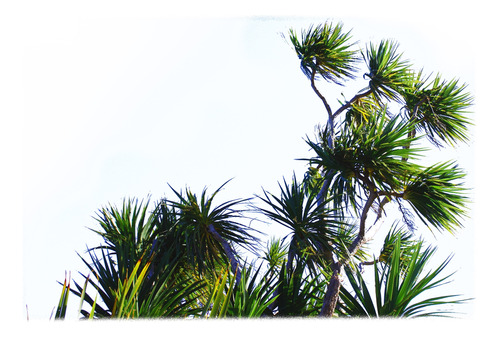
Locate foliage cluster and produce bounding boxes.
[54,21,472,319]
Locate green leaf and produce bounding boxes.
[54,272,71,320]
[402,161,468,233]
[401,71,473,146]
[362,40,412,102]
[289,22,359,84]
[337,237,468,317]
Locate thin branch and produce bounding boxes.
[310,67,333,118]
[332,89,373,121]
[347,188,377,255]
[365,196,389,242]
[310,67,335,149]
[402,97,425,161]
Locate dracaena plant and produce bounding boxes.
[54,20,472,320]
[288,21,472,317]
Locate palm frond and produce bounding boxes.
[89,198,156,277]
[377,224,417,272]
[262,237,288,272]
[163,181,259,276]
[401,71,473,146]
[274,260,327,316]
[337,237,468,317]
[362,40,412,102]
[289,22,359,84]
[305,111,424,216]
[402,161,468,234]
[255,174,343,272]
[226,262,279,317]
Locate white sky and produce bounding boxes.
[3,0,499,332]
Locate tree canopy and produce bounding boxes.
[53,21,472,320]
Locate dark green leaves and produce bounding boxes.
[90,198,156,277]
[306,112,421,213]
[226,263,278,317]
[402,161,468,234]
[274,261,326,316]
[256,174,342,270]
[289,22,358,84]
[164,182,258,274]
[362,40,412,102]
[401,71,473,146]
[338,236,467,317]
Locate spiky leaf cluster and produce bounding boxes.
[289,22,358,84]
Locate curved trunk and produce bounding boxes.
[320,190,377,317]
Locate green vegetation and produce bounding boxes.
[54,21,472,319]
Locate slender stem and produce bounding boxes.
[310,68,335,148]
[332,89,373,121]
[347,189,377,255]
[310,68,333,118]
[365,196,390,240]
[402,98,425,161]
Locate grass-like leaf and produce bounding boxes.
[402,161,468,234]
[401,71,473,146]
[289,22,359,84]
[362,40,412,102]
[337,237,467,317]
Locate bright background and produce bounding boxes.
[2,0,498,329]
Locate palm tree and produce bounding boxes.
[289,22,359,148]
[67,198,206,318]
[288,21,472,317]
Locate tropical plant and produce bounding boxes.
[162,181,260,284]
[337,235,467,317]
[54,20,472,320]
[271,260,327,317]
[288,21,472,316]
[256,174,342,274]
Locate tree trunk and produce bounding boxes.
[319,261,343,317]
[320,190,376,317]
